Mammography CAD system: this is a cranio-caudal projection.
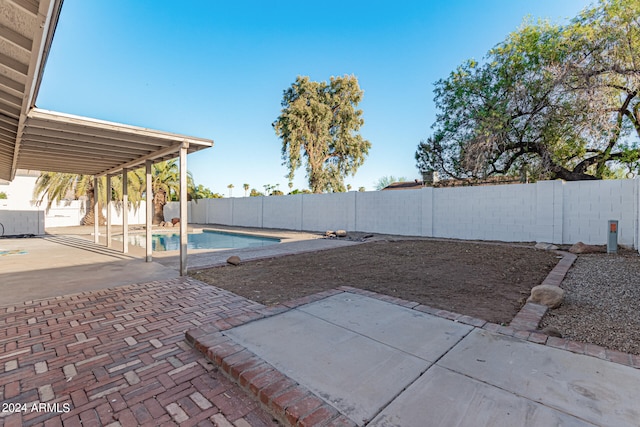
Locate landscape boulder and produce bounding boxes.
[569,242,605,254]
[336,230,347,237]
[171,217,180,225]
[528,284,564,309]
[541,326,563,338]
[227,255,241,266]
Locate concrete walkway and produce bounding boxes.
[189,291,640,427]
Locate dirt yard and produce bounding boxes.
[190,239,559,324]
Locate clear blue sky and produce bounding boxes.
[37,0,592,195]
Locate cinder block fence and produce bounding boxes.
[166,179,640,249]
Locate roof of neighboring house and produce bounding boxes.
[382,176,526,191]
[381,180,424,190]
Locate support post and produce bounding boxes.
[122,168,128,254]
[145,160,153,262]
[93,176,99,244]
[179,143,189,276]
[106,174,113,248]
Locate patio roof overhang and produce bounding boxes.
[1,0,214,275]
[18,108,213,177]
[0,0,213,181]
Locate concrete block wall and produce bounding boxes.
[263,195,303,230]
[562,179,636,246]
[0,210,44,235]
[432,184,538,242]
[231,197,263,227]
[166,179,640,248]
[302,192,356,232]
[356,190,423,236]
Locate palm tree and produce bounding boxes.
[243,183,249,197]
[34,173,110,225]
[227,184,234,197]
[33,159,197,226]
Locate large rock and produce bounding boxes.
[569,242,605,254]
[528,284,564,309]
[227,256,241,266]
[336,230,347,237]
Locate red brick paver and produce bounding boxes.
[0,278,278,427]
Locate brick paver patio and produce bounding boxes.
[0,278,278,427]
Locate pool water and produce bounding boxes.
[118,230,280,251]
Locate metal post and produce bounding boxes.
[179,143,189,276]
[106,174,112,248]
[122,168,128,254]
[93,176,99,244]
[145,160,153,262]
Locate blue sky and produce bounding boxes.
[37,0,592,195]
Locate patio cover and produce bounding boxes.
[0,0,214,275]
[0,0,213,180]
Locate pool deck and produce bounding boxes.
[0,225,357,306]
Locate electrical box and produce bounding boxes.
[607,220,618,254]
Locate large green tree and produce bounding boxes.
[416,0,640,181]
[273,75,371,193]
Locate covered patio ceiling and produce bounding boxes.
[0,0,212,181]
[0,0,214,275]
[18,108,212,176]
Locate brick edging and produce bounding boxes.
[186,326,354,426]
[509,250,577,331]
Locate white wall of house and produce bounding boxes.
[0,172,147,234]
[166,179,640,248]
[0,172,43,235]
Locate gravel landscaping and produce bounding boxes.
[542,250,640,355]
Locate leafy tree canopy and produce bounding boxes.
[274,75,371,192]
[416,0,640,181]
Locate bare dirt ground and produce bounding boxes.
[191,238,559,325]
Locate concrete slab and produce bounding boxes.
[224,292,472,425]
[299,293,473,361]
[370,365,594,427]
[0,235,178,304]
[438,328,640,426]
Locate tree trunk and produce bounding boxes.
[153,190,167,225]
[80,190,106,225]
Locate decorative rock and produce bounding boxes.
[227,256,241,266]
[535,242,559,250]
[528,284,564,309]
[325,230,335,237]
[171,217,180,225]
[569,242,605,254]
[336,230,347,237]
[541,326,563,338]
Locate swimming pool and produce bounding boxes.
[116,230,280,251]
